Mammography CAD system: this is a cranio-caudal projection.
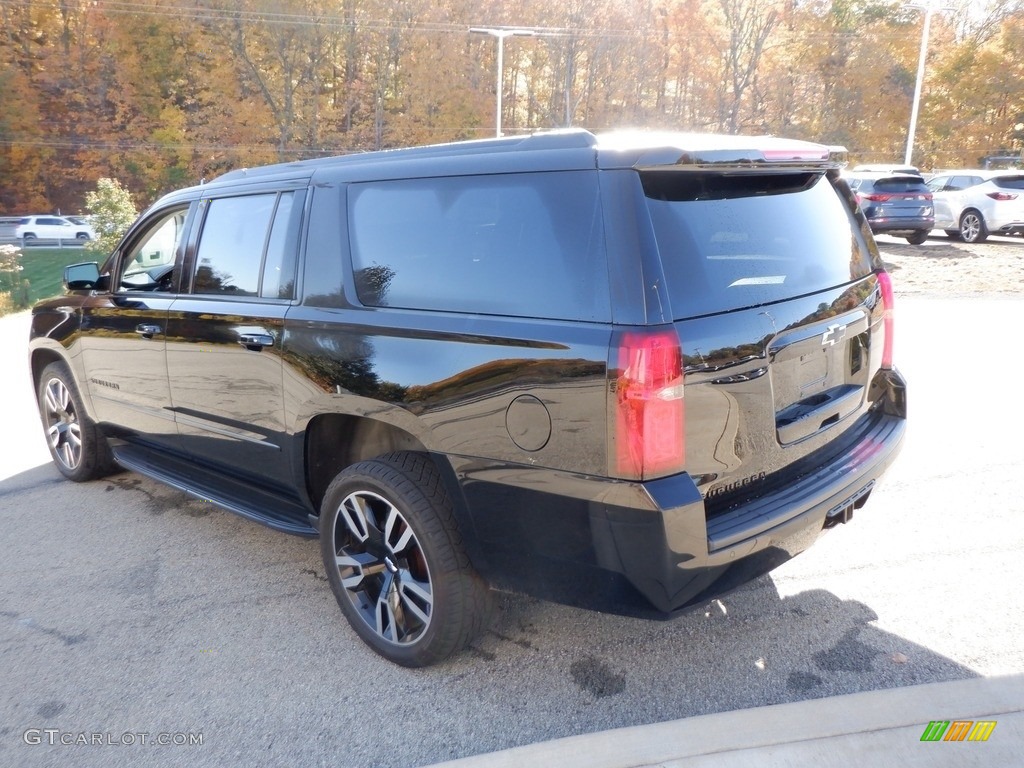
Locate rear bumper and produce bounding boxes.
[867,218,933,235]
[992,223,1024,236]
[453,368,907,616]
[604,404,905,612]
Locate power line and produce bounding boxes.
[0,0,654,40]
[0,0,986,44]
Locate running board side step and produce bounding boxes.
[111,443,318,537]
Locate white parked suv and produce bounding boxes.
[926,170,1024,243]
[14,215,95,242]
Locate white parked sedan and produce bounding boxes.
[926,171,1024,243]
[14,215,96,242]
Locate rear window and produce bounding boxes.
[348,172,609,321]
[871,177,930,194]
[994,175,1024,190]
[643,172,872,319]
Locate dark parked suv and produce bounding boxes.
[844,171,934,244]
[30,130,907,666]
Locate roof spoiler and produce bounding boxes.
[596,131,847,171]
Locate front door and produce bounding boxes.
[78,205,193,450]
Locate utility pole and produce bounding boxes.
[903,3,951,167]
[470,27,537,137]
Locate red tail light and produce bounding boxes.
[876,270,895,369]
[987,191,1018,201]
[611,330,685,480]
[862,193,893,202]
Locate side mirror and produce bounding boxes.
[63,262,101,291]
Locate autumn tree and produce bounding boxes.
[84,178,138,257]
[3,0,1024,217]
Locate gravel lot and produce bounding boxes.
[875,232,1024,296]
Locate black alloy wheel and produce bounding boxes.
[319,452,492,667]
[37,361,113,481]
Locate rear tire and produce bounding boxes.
[959,210,988,243]
[37,361,114,481]
[319,452,493,667]
[905,230,929,245]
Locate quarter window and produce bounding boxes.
[348,172,609,321]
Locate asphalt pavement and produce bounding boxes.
[2,297,1023,767]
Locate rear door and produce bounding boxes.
[640,170,885,504]
[931,175,983,228]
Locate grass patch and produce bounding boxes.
[18,246,102,305]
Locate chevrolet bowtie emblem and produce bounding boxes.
[821,324,847,346]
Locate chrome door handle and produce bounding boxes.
[135,324,161,338]
[238,333,274,350]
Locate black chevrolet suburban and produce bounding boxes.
[30,129,907,666]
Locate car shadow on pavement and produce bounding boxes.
[459,575,979,729]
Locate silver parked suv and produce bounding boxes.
[926,170,1024,243]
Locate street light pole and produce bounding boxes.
[470,27,536,137]
[903,3,950,167]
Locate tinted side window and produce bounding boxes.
[948,176,979,191]
[193,192,301,299]
[348,172,609,322]
[261,191,303,300]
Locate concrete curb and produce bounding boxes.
[424,675,1024,768]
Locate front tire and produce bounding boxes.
[319,452,492,667]
[905,230,929,245]
[37,361,113,481]
[959,210,989,243]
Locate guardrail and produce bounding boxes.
[0,235,86,248]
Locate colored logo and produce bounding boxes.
[920,720,997,742]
